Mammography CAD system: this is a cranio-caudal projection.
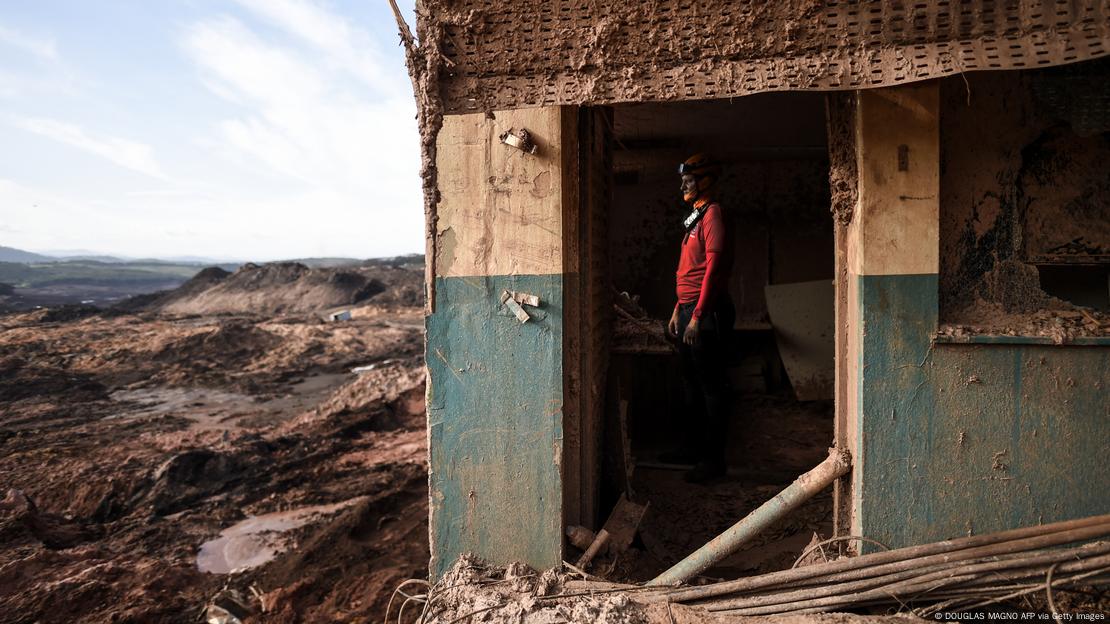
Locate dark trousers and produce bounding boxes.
[677,297,735,468]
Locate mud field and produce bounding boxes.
[0,301,428,624]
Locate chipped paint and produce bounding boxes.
[853,273,1110,550]
[426,274,564,579]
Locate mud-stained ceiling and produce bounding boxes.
[419,0,1110,114]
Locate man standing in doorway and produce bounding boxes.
[666,153,735,483]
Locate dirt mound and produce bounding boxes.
[0,302,430,624]
[246,468,429,623]
[0,489,101,550]
[188,265,232,285]
[0,311,422,396]
[420,556,652,624]
[0,357,108,404]
[110,266,230,313]
[39,304,102,323]
[156,262,409,316]
[110,261,423,316]
[416,557,930,624]
[285,361,426,432]
[154,319,281,368]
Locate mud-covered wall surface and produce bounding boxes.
[608,93,832,322]
[420,0,1110,114]
[938,61,1110,340]
[848,83,1110,551]
[426,108,575,578]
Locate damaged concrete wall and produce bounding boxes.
[847,81,1110,552]
[422,0,1110,114]
[426,106,577,578]
[939,62,1110,328]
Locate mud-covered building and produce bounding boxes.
[397,1,1110,579]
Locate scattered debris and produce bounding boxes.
[204,589,252,624]
[663,514,1110,616]
[649,447,852,586]
[612,292,673,354]
[326,309,352,322]
[577,528,612,569]
[940,296,1109,344]
[566,525,597,551]
[501,290,532,323]
[350,358,398,374]
[600,495,649,558]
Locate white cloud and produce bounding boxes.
[0,178,419,260]
[180,11,419,205]
[0,3,423,261]
[229,0,391,91]
[11,117,168,180]
[0,24,58,61]
[184,18,327,108]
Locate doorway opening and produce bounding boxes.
[577,92,838,581]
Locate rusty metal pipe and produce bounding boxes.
[647,447,852,587]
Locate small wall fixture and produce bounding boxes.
[500,128,537,155]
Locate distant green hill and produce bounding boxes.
[0,246,52,263]
[0,260,235,289]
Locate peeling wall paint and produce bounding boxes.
[849,82,1110,550]
[427,274,564,578]
[939,64,1110,320]
[855,273,1110,549]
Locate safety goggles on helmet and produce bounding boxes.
[678,158,718,177]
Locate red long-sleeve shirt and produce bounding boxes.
[675,202,731,319]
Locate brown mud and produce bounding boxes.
[416,556,925,624]
[117,260,422,316]
[0,299,429,624]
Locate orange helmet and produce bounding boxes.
[678,153,721,203]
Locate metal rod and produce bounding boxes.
[667,513,1110,602]
[715,553,1110,616]
[702,540,1110,611]
[647,447,852,586]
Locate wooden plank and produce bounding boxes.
[764,279,835,401]
[600,494,649,556]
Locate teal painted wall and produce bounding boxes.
[426,274,564,579]
[856,274,1110,548]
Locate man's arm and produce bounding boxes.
[692,250,724,320]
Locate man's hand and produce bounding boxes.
[683,317,699,345]
[668,307,681,338]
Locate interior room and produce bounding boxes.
[591,92,840,580]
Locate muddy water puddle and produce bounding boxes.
[110,387,255,431]
[109,373,350,431]
[197,499,363,574]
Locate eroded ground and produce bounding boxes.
[0,306,429,623]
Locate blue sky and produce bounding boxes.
[0,0,421,261]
